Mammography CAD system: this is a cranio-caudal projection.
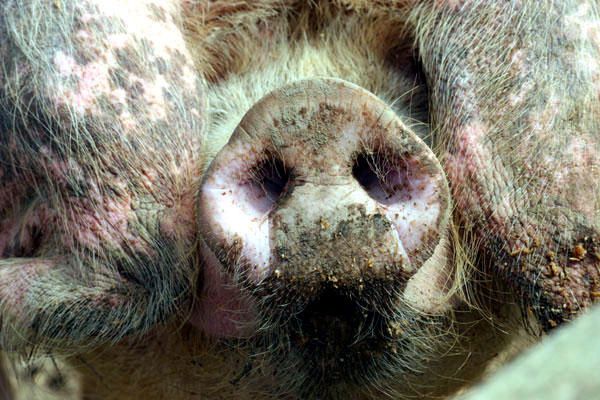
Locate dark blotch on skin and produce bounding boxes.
[130,81,145,99]
[155,57,168,75]
[115,46,146,77]
[147,4,168,23]
[109,67,129,90]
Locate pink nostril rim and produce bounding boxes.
[351,149,444,257]
[198,148,293,279]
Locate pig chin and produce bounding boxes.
[191,244,454,393]
[193,78,456,388]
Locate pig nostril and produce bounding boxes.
[352,152,409,205]
[352,152,380,193]
[247,156,292,213]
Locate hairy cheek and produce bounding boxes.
[66,195,138,251]
[346,0,466,10]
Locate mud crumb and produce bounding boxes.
[573,244,587,260]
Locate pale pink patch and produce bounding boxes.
[510,49,527,73]
[79,11,95,24]
[91,0,185,56]
[447,121,487,178]
[119,110,138,131]
[140,76,169,121]
[433,0,465,10]
[75,29,91,41]
[509,80,534,107]
[564,3,600,44]
[107,33,129,49]
[53,51,77,76]
[508,49,534,106]
[528,95,561,136]
[562,3,600,98]
[0,259,53,309]
[52,54,113,114]
[76,63,111,110]
[110,88,128,105]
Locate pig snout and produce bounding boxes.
[195,78,453,339]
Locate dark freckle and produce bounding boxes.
[130,81,145,99]
[169,49,186,66]
[148,4,167,22]
[109,67,129,89]
[137,38,155,58]
[74,49,95,65]
[97,94,124,115]
[155,57,168,75]
[90,16,123,35]
[47,374,66,391]
[167,67,183,86]
[26,365,41,379]
[115,46,144,76]
[115,47,137,70]
[153,120,169,135]
[162,88,175,103]
[126,96,136,111]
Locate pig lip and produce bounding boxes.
[248,274,453,395]
[291,291,393,382]
[254,287,413,390]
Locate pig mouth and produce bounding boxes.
[246,284,451,395]
[192,244,451,393]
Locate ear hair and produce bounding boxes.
[0,255,194,355]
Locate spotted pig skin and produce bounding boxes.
[0,1,598,399]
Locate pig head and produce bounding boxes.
[0,0,598,399]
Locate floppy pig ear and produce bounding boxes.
[0,256,184,351]
[410,2,600,329]
[0,0,206,351]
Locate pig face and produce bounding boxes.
[0,1,599,399]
